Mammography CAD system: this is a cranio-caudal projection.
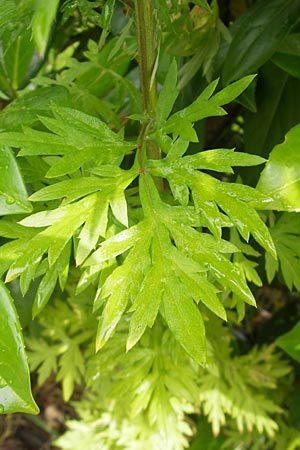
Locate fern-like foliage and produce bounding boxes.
[33,33,141,125]
[0,62,276,366]
[265,212,300,291]
[33,297,289,450]
[200,319,291,437]
[26,276,97,401]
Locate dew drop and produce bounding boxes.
[5,196,15,205]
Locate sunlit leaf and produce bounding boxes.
[31,0,60,56]
[257,125,300,211]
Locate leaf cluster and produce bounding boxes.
[1,1,300,447]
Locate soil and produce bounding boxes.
[0,377,76,450]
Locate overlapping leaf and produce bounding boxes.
[83,171,264,365]
[148,143,276,258]
[158,74,255,141]
[2,165,137,316]
[80,67,276,365]
[222,0,300,84]
[0,107,136,177]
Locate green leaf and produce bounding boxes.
[31,0,60,56]
[163,277,206,366]
[109,187,128,227]
[167,222,255,307]
[222,0,300,84]
[0,220,34,240]
[26,338,59,386]
[150,147,275,257]
[6,195,95,286]
[179,149,265,172]
[57,341,85,402]
[276,321,300,361]
[267,213,300,290]
[244,62,300,166]
[0,281,39,414]
[265,251,278,285]
[32,241,71,318]
[272,52,300,79]
[76,193,109,265]
[0,107,136,177]
[0,146,32,215]
[0,7,40,96]
[95,234,152,350]
[181,272,226,321]
[163,75,255,133]
[29,177,111,204]
[127,262,164,350]
[32,264,58,317]
[257,125,300,211]
[0,86,72,131]
[84,222,146,267]
[272,33,300,78]
[216,190,276,258]
[155,59,179,127]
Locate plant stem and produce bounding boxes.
[135,0,156,115]
[135,0,163,191]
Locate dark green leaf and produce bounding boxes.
[0,12,41,96]
[0,86,72,131]
[272,33,300,78]
[222,0,300,84]
[244,63,300,163]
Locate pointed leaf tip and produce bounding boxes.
[0,281,39,414]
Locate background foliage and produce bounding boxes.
[1,0,300,449]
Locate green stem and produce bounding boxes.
[135,0,163,191]
[135,0,156,115]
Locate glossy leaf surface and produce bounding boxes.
[0,146,32,215]
[0,2,42,96]
[257,125,300,211]
[222,0,300,84]
[243,62,300,168]
[0,281,39,414]
[162,75,255,138]
[272,33,300,78]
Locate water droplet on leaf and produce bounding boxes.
[5,196,15,205]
